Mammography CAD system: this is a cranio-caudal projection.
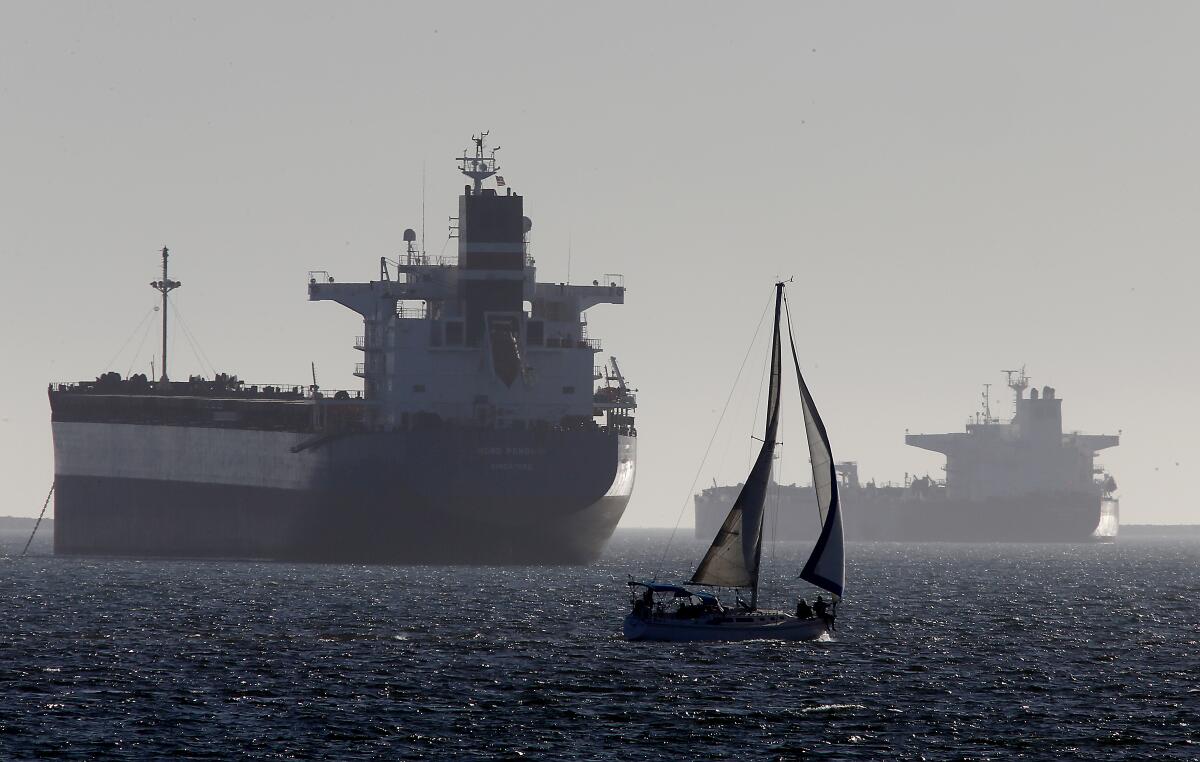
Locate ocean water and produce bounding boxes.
[1,530,1197,760]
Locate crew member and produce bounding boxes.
[813,595,835,629]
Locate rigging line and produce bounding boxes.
[181,324,212,379]
[749,328,771,469]
[651,290,774,582]
[103,306,157,372]
[167,300,207,377]
[20,483,55,557]
[180,314,215,378]
[170,307,202,376]
[780,292,817,536]
[712,296,773,491]
[169,300,216,377]
[169,298,212,374]
[125,313,157,377]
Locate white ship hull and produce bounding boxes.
[623,611,829,642]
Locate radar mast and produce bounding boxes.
[458,131,501,191]
[1003,366,1029,406]
[149,246,181,382]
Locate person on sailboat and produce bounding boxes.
[633,588,653,617]
[796,598,813,619]
[813,595,836,629]
[813,595,828,619]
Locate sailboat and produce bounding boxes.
[624,282,845,642]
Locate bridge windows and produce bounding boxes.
[527,320,544,346]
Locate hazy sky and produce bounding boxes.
[2,2,1197,526]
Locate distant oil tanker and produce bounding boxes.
[697,371,1119,543]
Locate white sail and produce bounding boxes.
[787,297,846,599]
[689,286,783,591]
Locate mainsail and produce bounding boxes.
[786,296,846,599]
[689,284,784,595]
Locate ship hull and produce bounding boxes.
[862,492,1105,543]
[52,422,635,564]
[697,487,1112,543]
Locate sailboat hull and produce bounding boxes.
[623,612,828,642]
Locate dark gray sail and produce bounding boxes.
[689,284,783,595]
[786,295,845,599]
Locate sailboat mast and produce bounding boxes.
[750,282,785,610]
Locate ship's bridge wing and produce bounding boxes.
[1070,433,1119,453]
[534,281,625,311]
[905,432,966,455]
[308,279,454,318]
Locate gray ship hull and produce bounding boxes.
[860,492,1106,543]
[53,422,635,563]
[697,486,1112,544]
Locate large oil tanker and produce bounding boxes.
[50,135,637,563]
[696,371,1119,543]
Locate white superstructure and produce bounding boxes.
[308,134,634,432]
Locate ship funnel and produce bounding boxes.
[1030,388,1039,400]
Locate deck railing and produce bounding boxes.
[50,379,363,402]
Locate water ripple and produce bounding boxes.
[0,533,1197,759]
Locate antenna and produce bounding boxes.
[1002,366,1029,420]
[421,158,427,256]
[458,132,500,192]
[149,246,181,382]
[1003,366,1029,404]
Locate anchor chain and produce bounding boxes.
[20,482,54,557]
